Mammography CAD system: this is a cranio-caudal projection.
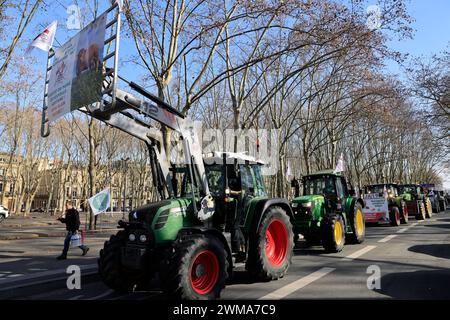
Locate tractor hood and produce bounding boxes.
[129,200,173,224]
[292,195,325,204]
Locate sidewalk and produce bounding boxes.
[0,212,124,240]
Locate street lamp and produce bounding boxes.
[121,157,130,220]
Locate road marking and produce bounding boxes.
[7,274,24,278]
[378,235,397,243]
[411,223,418,227]
[341,245,377,261]
[417,220,425,223]
[88,289,114,300]
[397,228,408,233]
[68,295,84,300]
[258,267,335,300]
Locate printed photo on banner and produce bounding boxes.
[47,12,107,122]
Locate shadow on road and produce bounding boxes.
[408,244,450,260]
[375,269,450,299]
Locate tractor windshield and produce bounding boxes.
[303,175,336,196]
[399,185,417,195]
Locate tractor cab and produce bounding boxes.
[296,170,352,212]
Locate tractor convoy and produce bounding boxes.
[38,3,446,300]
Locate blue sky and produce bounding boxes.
[384,0,450,76]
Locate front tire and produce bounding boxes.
[416,202,426,220]
[425,199,433,219]
[161,235,228,300]
[246,206,294,281]
[322,214,345,253]
[389,207,401,226]
[400,203,409,224]
[347,203,365,243]
[98,231,149,293]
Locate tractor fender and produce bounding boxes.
[176,227,233,275]
[249,198,294,235]
[349,197,365,214]
[344,198,365,229]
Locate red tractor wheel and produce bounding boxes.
[401,204,409,224]
[246,206,294,281]
[161,235,228,300]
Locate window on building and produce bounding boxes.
[0,168,4,176]
[0,183,3,192]
[66,187,70,197]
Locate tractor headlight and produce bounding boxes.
[128,234,136,241]
[291,202,298,208]
[302,202,313,208]
[139,234,147,243]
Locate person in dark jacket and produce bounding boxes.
[56,200,89,260]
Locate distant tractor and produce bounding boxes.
[291,170,365,253]
[398,184,430,220]
[362,184,408,226]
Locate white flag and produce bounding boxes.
[286,161,292,181]
[26,21,57,54]
[334,153,345,173]
[88,188,111,216]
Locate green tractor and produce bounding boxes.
[291,170,365,253]
[98,151,294,300]
[362,184,409,226]
[398,184,431,220]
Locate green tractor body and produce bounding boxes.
[291,170,365,252]
[362,184,409,226]
[99,153,294,300]
[398,184,431,220]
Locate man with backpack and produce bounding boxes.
[56,200,89,260]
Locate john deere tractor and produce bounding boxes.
[363,184,409,226]
[291,170,365,253]
[398,184,432,220]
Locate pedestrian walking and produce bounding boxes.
[56,200,89,260]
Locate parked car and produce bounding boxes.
[0,205,9,222]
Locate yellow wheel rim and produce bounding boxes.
[335,220,343,245]
[426,200,432,215]
[355,209,364,236]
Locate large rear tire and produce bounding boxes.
[161,235,228,300]
[322,214,345,253]
[389,207,401,227]
[98,231,149,293]
[347,203,365,243]
[246,206,294,281]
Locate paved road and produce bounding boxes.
[1,211,449,300]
